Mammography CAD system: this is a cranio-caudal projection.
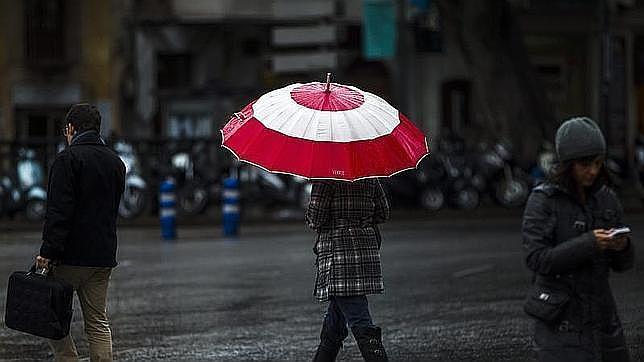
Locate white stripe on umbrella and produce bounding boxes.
[252,83,400,142]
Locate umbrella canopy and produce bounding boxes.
[220,79,429,181]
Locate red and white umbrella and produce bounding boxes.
[220,76,429,181]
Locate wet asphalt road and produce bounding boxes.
[0,214,643,361]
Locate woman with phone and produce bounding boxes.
[522,117,634,361]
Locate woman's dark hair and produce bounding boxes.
[64,103,101,133]
[548,154,612,192]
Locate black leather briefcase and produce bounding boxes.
[4,267,73,340]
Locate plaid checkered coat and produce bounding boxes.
[305,179,390,302]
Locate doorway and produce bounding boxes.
[441,79,471,138]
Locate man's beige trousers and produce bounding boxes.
[48,265,113,362]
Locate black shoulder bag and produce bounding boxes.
[523,279,571,324]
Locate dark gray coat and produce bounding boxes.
[305,179,390,302]
[522,182,634,362]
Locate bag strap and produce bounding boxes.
[28,264,48,277]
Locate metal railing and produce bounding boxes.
[0,137,232,220]
[0,137,229,179]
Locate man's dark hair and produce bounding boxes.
[64,103,101,133]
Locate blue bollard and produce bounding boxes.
[222,177,240,237]
[159,177,177,240]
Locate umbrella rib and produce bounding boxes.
[327,111,334,143]
[267,127,288,172]
[350,106,380,140]
[398,125,424,165]
[351,104,385,140]
[237,119,267,162]
[363,96,398,131]
[359,102,420,167]
[301,107,316,140]
[307,138,317,179]
[271,102,291,131]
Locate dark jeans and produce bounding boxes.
[323,295,373,345]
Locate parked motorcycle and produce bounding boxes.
[237,165,312,212]
[437,151,480,210]
[636,135,644,202]
[384,136,479,211]
[636,134,644,166]
[605,156,628,192]
[416,155,447,211]
[382,166,441,211]
[0,148,47,221]
[0,177,5,217]
[168,144,211,216]
[382,155,446,212]
[113,140,147,219]
[472,141,530,208]
[434,137,481,210]
[529,141,556,186]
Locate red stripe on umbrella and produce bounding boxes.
[290,83,365,111]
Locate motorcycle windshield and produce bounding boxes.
[17,160,44,189]
[171,153,191,171]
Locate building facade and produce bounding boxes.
[3,0,640,166]
[0,0,127,144]
[127,0,396,141]
[420,0,643,163]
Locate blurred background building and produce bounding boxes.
[127,0,399,141]
[0,0,125,143]
[0,1,643,154]
[1,0,644,221]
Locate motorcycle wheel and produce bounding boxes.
[25,199,46,221]
[119,187,147,219]
[452,187,480,210]
[178,182,208,216]
[421,187,445,212]
[494,177,529,208]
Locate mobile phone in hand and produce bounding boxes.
[608,227,631,238]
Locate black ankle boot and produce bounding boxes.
[313,323,348,362]
[352,326,388,362]
[313,343,341,362]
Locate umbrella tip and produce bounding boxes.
[325,73,331,92]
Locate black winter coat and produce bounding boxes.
[40,131,125,267]
[522,182,634,362]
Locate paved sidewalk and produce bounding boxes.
[1,215,643,360]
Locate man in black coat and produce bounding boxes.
[36,103,125,361]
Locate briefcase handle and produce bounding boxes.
[27,264,49,277]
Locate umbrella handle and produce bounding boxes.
[325,73,331,92]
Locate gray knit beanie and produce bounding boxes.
[555,117,606,162]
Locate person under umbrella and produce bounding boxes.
[221,74,428,362]
[306,178,390,361]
